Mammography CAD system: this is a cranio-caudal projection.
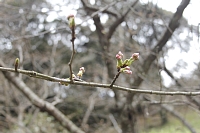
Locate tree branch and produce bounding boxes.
[162,64,200,110]
[163,65,182,86]
[109,114,122,133]
[126,0,190,103]
[0,66,200,96]
[110,71,121,88]
[107,0,139,40]
[81,93,97,130]
[81,0,119,18]
[143,0,190,73]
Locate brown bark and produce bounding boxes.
[82,0,139,108]
[122,0,191,132]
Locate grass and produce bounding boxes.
[140,108,200,133]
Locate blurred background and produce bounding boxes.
[0,0,200,133]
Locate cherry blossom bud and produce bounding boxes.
[116,51,123,59]
[116,51,124,69]
[124,53,139,66]
[120,66,131,73]
[124,66,131,70]
[80,67,85,72]
[116,54,122,60]
[77,67,85,78]
[131,53,139,60]
[118,51,123,57]
[123,70,132,74]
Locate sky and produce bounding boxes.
[141,0,200,26]
[141,0,200,86]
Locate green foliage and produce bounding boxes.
[141,109,200,133]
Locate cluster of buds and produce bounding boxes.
[116,51,139,74]
[77,67,85,78]
[120,66,132,74]
[67,15,75,30]
[60,67,85,86]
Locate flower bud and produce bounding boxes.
[118,51,123,57]
[77,67,85,78]
[116,54,122,60]
[80,67,85,72]
[116,51,123,59]
[15,58,19,71]
[124,66,131,70]
[131,53,139,60]
[124,53,140,66]
[67,15,75,30]
[123,70,132,74]
[116,51,124,69]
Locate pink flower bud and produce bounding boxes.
[80,67,85,72]
[116,51,123,60]
[116,54,122,59]
[123,70,132,74]
[118,51,123,57]
[124,66,131,70]
[131,53,139,60]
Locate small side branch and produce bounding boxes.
[81,0,119,18]
[68,15,76,82]
[110,71,121,88]
[109,114,122,133]
[81,93,97,130]
[68,35,76,82]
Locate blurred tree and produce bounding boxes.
[0,0,199,133]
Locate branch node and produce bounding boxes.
[14,58,19,72]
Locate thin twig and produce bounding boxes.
[68,21,76,82]
[109,114,122,133]
[81,0,120,18]
[141,99,196,107]
[110,71,121,88]
[0,67,200,96]
[10,26,68,41]
[81,93,97,130]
